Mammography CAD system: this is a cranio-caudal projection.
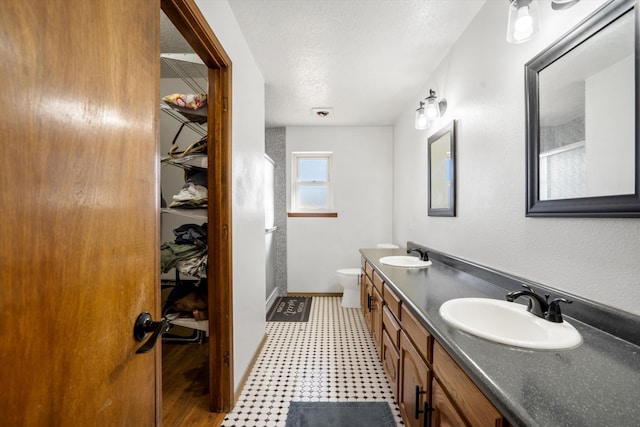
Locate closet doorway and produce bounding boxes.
[161,0,234,416]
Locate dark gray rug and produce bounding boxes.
[267,296,312,322]
[285,401,396,427]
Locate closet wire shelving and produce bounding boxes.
[160,53,210,339]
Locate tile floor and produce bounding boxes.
[221,296,404,427]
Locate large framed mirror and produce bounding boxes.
[525,0,640,217]
[428,120,456,217]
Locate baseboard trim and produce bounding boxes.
[287,292,342,297]
[234,333,268,403]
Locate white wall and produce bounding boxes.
[286,126,393,293]
[393,0,640,316]
[196,0,266,391]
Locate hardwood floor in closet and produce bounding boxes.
[162,343,226,426]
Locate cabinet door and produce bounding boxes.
[432,379,468,427]
[371,286,384,356]
[433,342,508,427]
[362,275,374,331]
[399,331,431,427]
[382,330,400,398]
[361,272,368,320]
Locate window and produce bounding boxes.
[290,152,335,216]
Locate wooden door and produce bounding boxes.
[0,1,162,425]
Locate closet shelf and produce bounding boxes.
[167,316,209,335]
[160,104,208,133]
[161,207,207,219]
[162,154,208,170]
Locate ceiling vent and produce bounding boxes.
[312,107,333,118]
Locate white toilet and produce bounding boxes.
[337,268,362,308]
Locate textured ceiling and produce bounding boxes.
[227,0,486,127]
[160,11,195,78]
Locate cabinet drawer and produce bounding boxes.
[433,341,505,427]
[382,305,401,349]
[383,283,401,320]
[372,269,384,293]
[364,261,374,280]
[400,305,432,364]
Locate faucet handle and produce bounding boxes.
[520,283,535,293]
[546,298,572,323]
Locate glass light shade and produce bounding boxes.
[507,0,540,44]
[415,104,428,130]
[425,97,440,119]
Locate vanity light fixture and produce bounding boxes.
[506,0,541,44]
[415,89,447,130]
[415,100,428,130]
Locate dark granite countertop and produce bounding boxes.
[360,247,640,427]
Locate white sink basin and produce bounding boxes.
[439,298,582,350]
[379,256,432,268]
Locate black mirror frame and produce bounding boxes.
[525,0,640,217]
[428,120,456,217]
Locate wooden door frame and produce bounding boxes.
[161,0,234,412]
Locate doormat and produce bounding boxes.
[267,296,312,322]
[285,401,395,427]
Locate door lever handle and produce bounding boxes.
[134,312,170,354]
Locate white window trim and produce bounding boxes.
[291,151,334,213]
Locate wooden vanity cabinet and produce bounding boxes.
[361,259,509,427]
[432,342,509,427]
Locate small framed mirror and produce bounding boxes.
[525,0,640,217]
[428,120,456,217]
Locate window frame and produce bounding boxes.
[290,151,336,216]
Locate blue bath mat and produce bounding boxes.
[285,401,396,427]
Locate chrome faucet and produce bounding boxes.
[406,248,429,261]
[505,284,572,323]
